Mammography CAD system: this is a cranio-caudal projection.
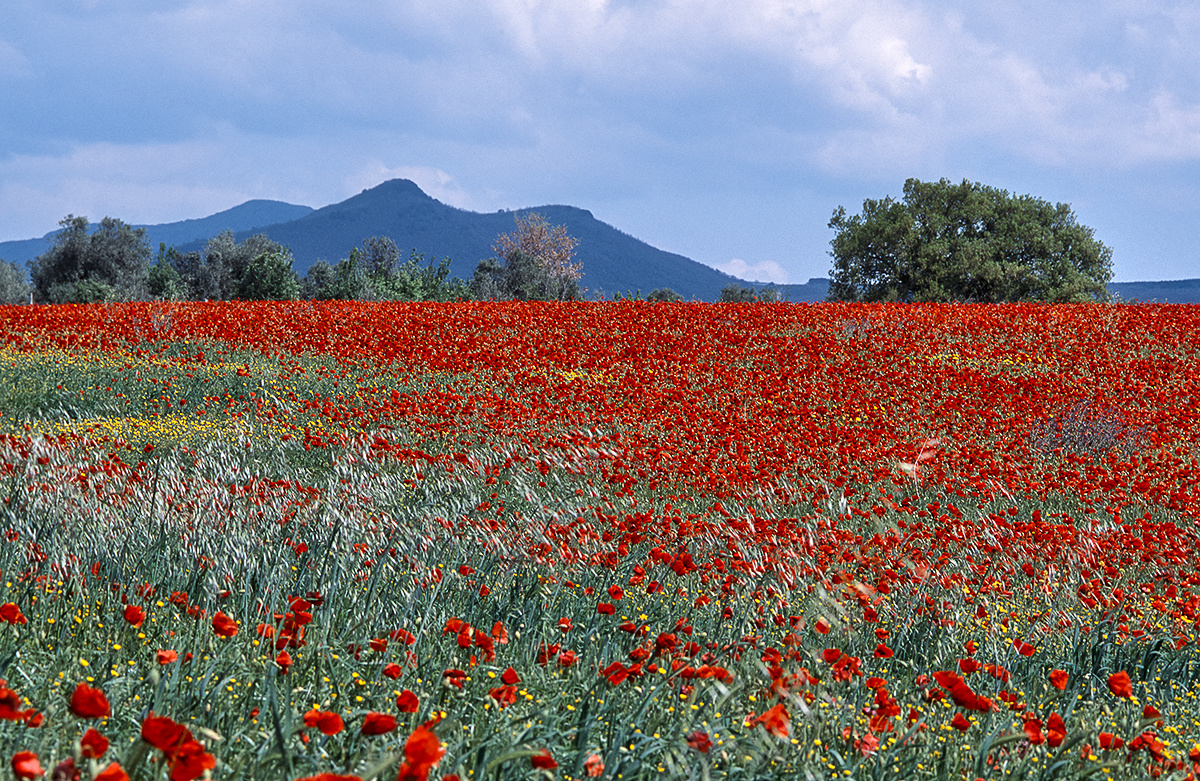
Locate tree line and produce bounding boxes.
[0,212,591,305]
[0,178,1116,305]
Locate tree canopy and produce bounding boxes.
[29,215,152,303]
[827,178,1113,303]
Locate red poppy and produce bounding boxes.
[501,667,520,685]
[369,638,388,653]
[167,739,215,781]
[1107,671,1133,698]
[1023,717,1044,745]
[396,724,444,781]
[950,713,971,731]
[390,628,417,646]
[443,669,467,689]
[275,651,292,674]
[69,683,112,719]
[557,649,578,667]
[822,648,842,663]
[752,702,790,737]
[607,585,624,600]
[958,658,981,674]
[530,750,557,770]
[141,715,191,752]
[489,685,517,708]
[302,710,344,736]
[687,731,713,753]
[122,605,146,627]
[874,643,893,658]
[813,617,831,634]
[0,684,25,721]
[211,612,238,638]
[294,775,363,781]
[1048,669,1068,690]
[396,690,419,713]
[93,763,130,781]
[383,663,403,680]
[361,712,396,735]
[1098,732,1124,750]
[1012,639,1035,657]
[556,617,573,632]
[156,650,178,665]
[584,753,605,776]
[81,727,110,758]
[11,751,43,780]
[596,603,615,615]
[0,603,27,625]
[1046,712,1066,748]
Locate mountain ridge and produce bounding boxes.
[2,180,1198,302]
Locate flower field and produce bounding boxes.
[1,300,1200,781]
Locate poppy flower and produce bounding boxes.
[390,628,417,646]
[81,727,110,758]
[813,617,832,634]
[141,715,191,751]
[361,712,396,735]
[294,775,363,781]
[396,690,419,713]
[1,684,25,721]
[275,651,292,674]
[302,710,344,736]
[531,750,557,769]
[211,612,238,638]
[1012,639,1035,657]
[93,763,130,781]
[1023,717,1044,745]
[0,603,27,625]
[123,605,146,627]
[1107,671,1133,698]
[687,731,713,753]
[607,585,624,600]
[822,648,842,663]
[596,603,615,615]
[1098,732,1124,750]
[396,724,444,781]
[950,713,971,731]
[69,683,112,718]
[167,739,215,781]
[557,649,578,667]
[1046,712,1066,748]
[1048,669,1068,690]
[11,751,43,780]
[383,663,403,680]
[156,650,178,665]
[501,667,520,685]
[752,702,790,737]
[489,685,517,708]
[584,753,605,776]
[443,669,467,689]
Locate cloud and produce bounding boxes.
[714,258,790,285]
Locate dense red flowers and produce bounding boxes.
[0,603,27,624]
[396,724,444,781]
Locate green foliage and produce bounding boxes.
[183,231,287,301]
[29,215,152,303]
[472,249,583,302]
[646,287,683,302]
[301,259,336,300]
[0,259,31,304]
[828,178,1113,302]
[237,249,300,301]
[148,243,187,300]
[718,283,759,302]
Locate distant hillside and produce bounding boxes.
[176,179,748,300]
[0,200,314,264]
[1108,279,1200,304]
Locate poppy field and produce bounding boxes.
[1,300,1200,781]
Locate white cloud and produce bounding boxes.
[715,258,790,284]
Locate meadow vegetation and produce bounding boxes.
[1,300,1199,781]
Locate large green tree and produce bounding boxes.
[827,178,1113,302]
[29,215,152,303]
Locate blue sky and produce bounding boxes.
[2,0,1199,283]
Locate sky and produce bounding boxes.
[3,1,1199,284]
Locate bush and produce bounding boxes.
[646,287,683,302]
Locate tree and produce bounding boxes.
[186,231,287,300]
[491,213,582,300]
[237,250,300,300]
[29,215,151,303]
[828,178,1113,303]
[148,244,186,300]
[0,261,31,304]
[718,284,759,303]
[647,287,683,302]
[302,260,336,300]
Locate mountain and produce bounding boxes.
[0,199,314,265]
[4,179,1198,301]
[175,179,748,300]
